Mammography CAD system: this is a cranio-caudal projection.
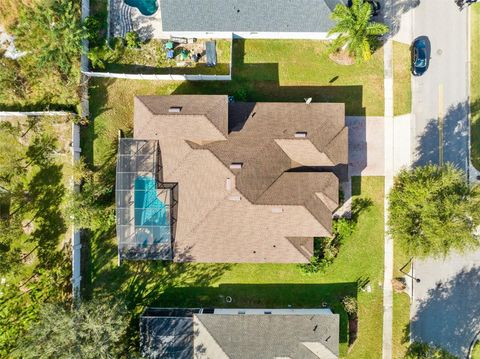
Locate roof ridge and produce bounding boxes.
[322,127,348,165]
[301,341,338,359]
[194,315,231,358]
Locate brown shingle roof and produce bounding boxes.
[133,95,348,263]
[137,95,229,136]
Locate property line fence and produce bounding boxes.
[0,111,74,117]
[71,123,82,299]
[82,71,231,81]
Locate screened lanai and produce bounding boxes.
[116,138,172,261]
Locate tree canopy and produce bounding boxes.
[0,118,71,356]
[14,300,128,359]
[388,164,480,258]
[328,0,389,61]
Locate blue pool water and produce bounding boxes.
[124,0,158,16]
[134,176,168,227]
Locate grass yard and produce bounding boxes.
[104,39,231,75]
[393,41,412,116]
[86,39,386,124]
[472,341,480,359]
[391,208,412,358]
[471,3,480,170]
[83,38,389,357]
[82,174,384,358]
[0,115,73,354]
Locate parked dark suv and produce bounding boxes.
[412,37,429,76]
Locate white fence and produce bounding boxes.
[71,123,82,299]
[82,71,231,81]
[0,111,74,117]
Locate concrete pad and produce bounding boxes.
[347,116,385,176]
[411,250,480,358]
[393,114,412,174]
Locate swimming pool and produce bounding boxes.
[124,0,158,16]
[134,176,168,227]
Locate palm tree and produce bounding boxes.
[328,0,389,62]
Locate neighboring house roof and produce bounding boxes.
[160,0,345,33]
[133,95,348,263]
[140,308,340,359]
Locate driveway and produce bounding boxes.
[411,251,480,358]
[411,0,469,172]
[347,115,411,177]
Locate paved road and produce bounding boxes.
[411,251,480,358]
[410,2,477,357]
[411,0,469,172]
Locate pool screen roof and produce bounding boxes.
[116,138,172,261]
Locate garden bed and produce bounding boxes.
[102,39,231,75]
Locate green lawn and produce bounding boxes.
[472,341,480,359]
[82,174,384,357]
[393,41,412,116]
[86,39,386,121]
[104,39,231,75]
[391,204,412,358]
[471,3,480,170]
[84,38,390,356]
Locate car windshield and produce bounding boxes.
[415,58,426,67]
[415,47,427,67]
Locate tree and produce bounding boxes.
[0,56,29,103]
[405,342,457,359]
[88,39,123,70]
[388,164,480,258]
[13,0,84,76]
[14,299,128,359]
[327,0,389,61]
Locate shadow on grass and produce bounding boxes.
[157,282,357,346]
[167,40,366,116]
[470,99,480,171]
[104,63,230,76]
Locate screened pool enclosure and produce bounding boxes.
[116,139,172,261]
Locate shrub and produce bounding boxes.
[83,16,101,42]
[125,31,141,48]
[300,217,356,274]
[88,39,123,70]
[342,296,358,317]
[405,342,457,359]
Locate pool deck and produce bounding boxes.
[111,0,163,39]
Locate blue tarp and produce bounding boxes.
[206,41,217,67]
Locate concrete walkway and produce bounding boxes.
[382,35,394,359]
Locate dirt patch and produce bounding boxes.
[329,50,355,65]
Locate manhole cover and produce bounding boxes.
[437,49,443,55]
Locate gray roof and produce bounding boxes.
[197,314,339,359]
[140,311,339,359]
[160,0,345,33]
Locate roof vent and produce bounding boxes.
[295,131,307,138]
[228,195,241,201]
[168,106,182,113]
[230,162,243,169]
[271,207,283,213]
